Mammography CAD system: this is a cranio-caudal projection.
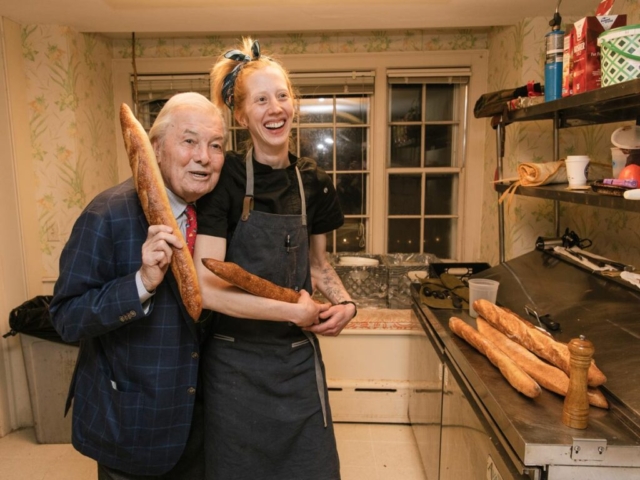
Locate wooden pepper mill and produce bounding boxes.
[562,335,594,429]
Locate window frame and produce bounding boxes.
[112,50,488,261]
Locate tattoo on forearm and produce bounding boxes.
[319,264,349,304]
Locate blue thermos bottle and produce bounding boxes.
[545,28,564,102]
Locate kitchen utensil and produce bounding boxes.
[562,335,594,429]
[573,249,635,272]
[524,304,560,331]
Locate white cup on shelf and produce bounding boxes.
[611,147,628,179]
[565,155,590,188]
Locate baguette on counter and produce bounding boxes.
[473,299,607,387]
[119,103,202,321]
[449,317,541,398]
[477,318,609,409]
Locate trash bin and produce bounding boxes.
[3,296,78,444]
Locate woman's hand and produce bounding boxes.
[304,301,355,336]
[291,290,328,328]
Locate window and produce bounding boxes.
[386,69,469,259]
[226,71,374,254]
[130,74,211,131]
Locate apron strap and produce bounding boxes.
[242,148,255,222]
[302,331,328,428]
[294,166,307,227]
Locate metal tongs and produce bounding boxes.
[564,247,635,271]
[524,304,560,331]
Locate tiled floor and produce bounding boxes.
[0,423,426,480]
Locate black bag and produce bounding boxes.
[2,295,77,345]
[474,83,544,119]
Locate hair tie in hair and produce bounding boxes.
[221,40,261,109]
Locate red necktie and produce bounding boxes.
[184,204,197,256]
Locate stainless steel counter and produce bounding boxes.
[412,250,640,479]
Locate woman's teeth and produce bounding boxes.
[265,121,285,129]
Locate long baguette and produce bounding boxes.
[477,318,608,409]
[201,258,301,303]
[449,317,541,398]
[120,103,202,321]
[473,299,606,387]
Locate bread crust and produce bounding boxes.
[477,318,608,409]
[119,103,202,321]
[201,258,301,303]
[449,317,541,398]
[473,299,606,387]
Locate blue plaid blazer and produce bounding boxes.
[50,179,205,475]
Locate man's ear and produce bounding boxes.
[152,140,161,161]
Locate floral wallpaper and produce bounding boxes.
[22,26,116,278]
[480,0,640,269]
[109,29,487,59]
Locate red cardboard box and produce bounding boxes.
[571,14,626,94]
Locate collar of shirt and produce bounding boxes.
[165,188,189,236]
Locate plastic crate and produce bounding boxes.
[318,254,388,308]
[383,253,438,309]
[429,262,491,282]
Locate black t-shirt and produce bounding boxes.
[197,151,344,242]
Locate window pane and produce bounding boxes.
[424,218,456,258]
[299,97,333,124]
[425,84,454,121]
[300,128,334,170]
[337,97,369,124]
[388,174,421,215]
[325,230,334,252]
[424,125,453,167]
[389,125,421,168]
[336,219,366,253]
[390,85,422,122]
[425,174,456,215]
[336,173,366,215]
[388,219,420,253]
[336,128,367,171]
[232,129,251,151]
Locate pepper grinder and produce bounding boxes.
[562,335,594,429]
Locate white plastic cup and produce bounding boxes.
[611,147,629,179]
[565,155,590,187]
[468,279,500,318]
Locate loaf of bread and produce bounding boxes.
[201,258,301,303]
[119,103,202,321]
[449,317,541,398]
[477,318,608,409]
[473,299,606,387]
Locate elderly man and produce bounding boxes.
[50,92,226,480]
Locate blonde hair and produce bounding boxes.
[210,37,295,121]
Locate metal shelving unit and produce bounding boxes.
[493,78,640,262]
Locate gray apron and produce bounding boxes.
[203,150,340,480]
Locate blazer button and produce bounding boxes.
[119,316,125,322]
[187,387,196,395]
[191,352,199,359]
[129,310,136,318]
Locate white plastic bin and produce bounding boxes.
[20,334,77,443]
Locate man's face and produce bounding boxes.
[154,106,225,203]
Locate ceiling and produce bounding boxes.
[0,0,601,35]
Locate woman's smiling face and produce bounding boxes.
[236,65,294,160]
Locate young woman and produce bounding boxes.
[194,38,357,479]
